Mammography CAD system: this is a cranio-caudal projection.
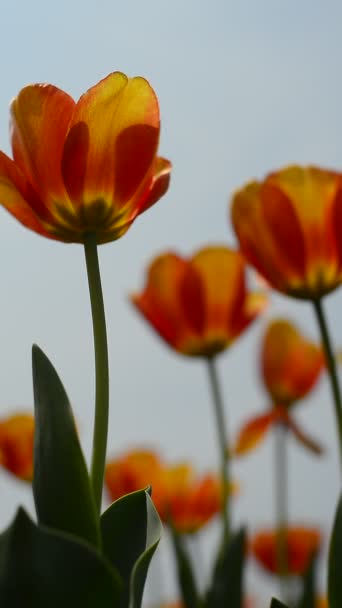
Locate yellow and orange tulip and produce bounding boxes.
[232,166,342,299]
[105,449,235,533]
[234,320,324,456]
[251,526,321,576]
[262,319,324,406]
[132,246,267,357]
[0,413,34,480]
[0,73,171,244]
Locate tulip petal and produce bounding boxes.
[11,84,75,203]
[138,157,172,214]
[0,151,54,238]
[131,253,193,351]
[287,416,324,455]
[269,167,339,278]
[190,248,244,334]
[261,181,306,276]
[232,182,306,295]
[64,72,160,214]
[233,412,276,456]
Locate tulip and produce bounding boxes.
[231,166,342,467]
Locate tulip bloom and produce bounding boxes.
[0,414,34,480]
[251,526,321,576]
[231,166,342,299]
[0,72,171,244]
[262,320,324,405]
[131,247,267,357]
[234,320,324,455]
[105,450,234,533]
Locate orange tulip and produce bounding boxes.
[132,246,267,357]
[105,449,164,503]
[105,450,235,533]
[0,73,171,244]
[231,165,342,299]
[161,464,227,533]
[0,413,34,480]
[262,319,324,406]
[251,526,321,576]
[234,320,324,456]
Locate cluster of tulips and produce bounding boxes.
[0,69,340,608]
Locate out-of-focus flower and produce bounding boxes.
[105,449,236,533]
[105,449,164,504]
[162,464,232,534]
[263,320,324,406]
[231,165,342,299]
[251,526,321,575]
[316,598,327,608]
[0,413,34,480]
[233,320,324,456]
[131,246,267,357]
[0,73,171,244]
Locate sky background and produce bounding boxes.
[0,1,342,605]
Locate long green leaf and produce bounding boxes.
[0,508,121,607]
[328,493,342,608]
[205,528,246,608]
[169,525,201,608]
[297,554,317,608]
[32,345,100,548]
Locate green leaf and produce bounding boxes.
[0,507,121,607]
[270,600,289,608]
[205,528,246,608]
[101,489,162,608]
[169,525,201,608]
[328,493,342,608]
[297,554,317,608]
[32,345,100,548]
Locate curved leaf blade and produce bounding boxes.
[129,492,162,608]
[205,528,246,608]
[0,507,121,607]
[101,489,162,608]
[32,345,100,548]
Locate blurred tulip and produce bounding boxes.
[233,319,324,456]
[251,526,321,576]
[0,413,34,480]
[232,166,342,299]
[0,73,171,244]
[262,320,324,406]
[105,449,236,533]
[132,246,267,357]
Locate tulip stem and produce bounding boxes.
[313,298,342,468]
[206,356,230,543]
[84,232,109,513]
[274,421,290,604]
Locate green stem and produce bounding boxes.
[206,356,230,542]
[313,298,342,468]
[274,421,290,604]
[84,232,109,513]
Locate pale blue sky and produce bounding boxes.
[0,1,341,605]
